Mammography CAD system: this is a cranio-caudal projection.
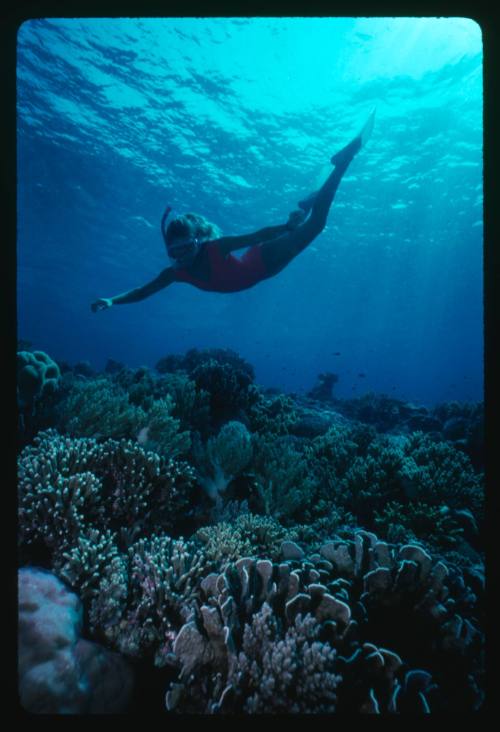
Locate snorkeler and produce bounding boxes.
[91,112,375,309]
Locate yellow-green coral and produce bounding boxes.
[194,513,290,565]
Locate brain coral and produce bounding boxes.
[18,566,133,713]
[17,350,61,412]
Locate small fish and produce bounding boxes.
[332,352,341,356]
[358,373,366,378]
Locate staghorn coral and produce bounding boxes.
[298,430,484,538]
[18,431,107,552]
[149,371,211,434]
[306,423,359,479]
[135,396,192,457]
[112,367,210,432]
[338,444,407,526]
[431,400,483,424]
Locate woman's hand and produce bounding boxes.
[91,298,113,312]
[287,209,307,230]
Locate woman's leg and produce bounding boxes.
[259,135,362,276]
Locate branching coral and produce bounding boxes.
[55,376,191,457]
[374,500,465,549]
[248,393,299,436]
[306,423,359,479]
[339,445,407,525]
[151,372,211,433]
[18,430,198,561]
[401,433,484,519]
[113,368,211,433]
[156,347,255,382]
[226,603,343,713]
[88,534,215,666]
[194,513,291,566]
[56,377,144,440]
[53,527,121,601]
[190,359,259,425]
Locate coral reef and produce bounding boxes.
[54,377,191,457]
[190,359,259,426]
[16,346,485,713]
[88,535,215,666]
[156,347,255,381]
[250,432,319,524]
[248,392,299,435]
[166,530,484,713]
[18,430,198,558]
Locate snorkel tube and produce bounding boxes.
[161,205,172,247]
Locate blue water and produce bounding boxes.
[17,17,483,406]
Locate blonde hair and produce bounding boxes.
[166,212,222,244]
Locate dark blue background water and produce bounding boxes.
[17,17,483,405]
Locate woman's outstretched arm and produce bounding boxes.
[91,267,176,311]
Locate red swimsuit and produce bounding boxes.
[173,242,270,293]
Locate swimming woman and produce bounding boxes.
[91,113,374,309]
